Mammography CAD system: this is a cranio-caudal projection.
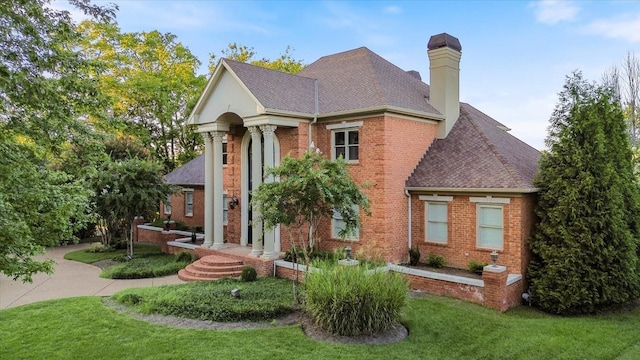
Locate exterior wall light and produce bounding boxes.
[490,250,499,267]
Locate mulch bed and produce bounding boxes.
[102,298,408,345]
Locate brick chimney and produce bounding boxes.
[428,33,462,139]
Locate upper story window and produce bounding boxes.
[185,190,194,217]
[471,196,510,250]
[326,121,363,163]
[334,130,359,161]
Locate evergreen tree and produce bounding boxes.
[528,72,640,314]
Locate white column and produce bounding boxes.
[203,132,214,248]
[248,126,263,256]
[260,125,278,259]
[211,131,226,249]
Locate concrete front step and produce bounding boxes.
[178,255,244,282]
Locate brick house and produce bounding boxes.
[185,33,540,279]
[161,154,206,229]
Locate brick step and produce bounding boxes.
[199,255,244,267]
[190,262,245,273]
[178,267,242,281]
[182,264,242,278]
[178,254,244,282]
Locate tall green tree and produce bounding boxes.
[78,20,207,171]
[0,0,115,281]
[528,72,640,314]
[208,43,305,75]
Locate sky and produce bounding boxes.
[56,0,640,150]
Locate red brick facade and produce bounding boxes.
[161,187,205,228]
[411,194,536,275]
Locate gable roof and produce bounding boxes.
[164,154,205,186]
[223,59,317,115]
[405,103,541,191]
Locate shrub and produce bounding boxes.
[305,263,408,336]
[87,242,111,253]
[426,254,445,268]
[468,260,488,275]
[112,277,295,321]
[241,266,257,282]
[409,247,420,266]
[101,254,190,279]
[175,251,193,263]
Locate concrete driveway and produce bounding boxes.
[0,243,184,309]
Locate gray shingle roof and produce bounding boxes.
[298,47,440,115]
[405,103,541,190]
[164,154,205,186]
[223,47,440,117]
[223,59,317,114]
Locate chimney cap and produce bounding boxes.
[428,33,462,52]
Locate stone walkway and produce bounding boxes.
[0,243,185,309]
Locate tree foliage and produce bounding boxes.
[92,156,173,255]
[528,72,640,314]
[208,43,305,75]
[252,147,370,254]
[78,20,207,171]
[0,0,115,281]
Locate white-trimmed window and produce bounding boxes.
[223,193,228,225]
[327,122,362,163]
[185,190,194,217]
[163,195,172,215]
[420,195,453,244]
[332,206,359,240]
[222,141,228,165]
[471,197,509,250]
[426,202,448,243]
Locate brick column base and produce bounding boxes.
[482,265,508,312]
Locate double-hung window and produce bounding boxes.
[327,121,362,163]
[222,141,228,165]
[419,195,453,244]
[471,197,509,250]
[185,190,194,217]
[223,193,228,225]
[164,195,172,215]
[332,205,360,240]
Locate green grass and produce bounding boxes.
[63,243,163,264]
[2,292,640,359]
[112,277,295,321]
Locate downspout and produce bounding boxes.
[405,189,412,256]
[308,79,319,149]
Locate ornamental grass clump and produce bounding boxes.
[304,262,408,336]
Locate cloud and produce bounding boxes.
[384,6,402,15]
[586,12,640,43]
[317,2,395,47]
[530,0,580,25]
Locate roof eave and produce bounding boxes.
[405,186,539,194]
[318,105,444,122]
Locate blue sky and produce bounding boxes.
[59,1,640,150]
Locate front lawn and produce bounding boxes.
[64,243,163,263]
[2,292,640,359]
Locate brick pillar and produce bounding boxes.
[132,217,145,242]
[482,265,508,312]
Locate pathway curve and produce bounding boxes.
[0,243,184,309]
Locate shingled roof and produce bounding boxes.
[405,103,541,191]
[164,154,205,186]
[222,47,440,117]
[223,59,317,114]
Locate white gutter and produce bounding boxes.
[309,79,319,148]
[405,189,412,256]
